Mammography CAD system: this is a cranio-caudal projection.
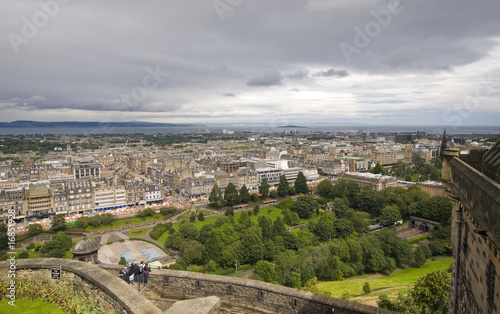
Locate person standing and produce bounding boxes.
[144,263,151,284]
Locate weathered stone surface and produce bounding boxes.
[165,296,221,314]
[0,258,162,314]
[443,147,500,314]
[100,264,395,314]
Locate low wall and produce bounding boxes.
[101,264,394,314]
[0,258,162,314]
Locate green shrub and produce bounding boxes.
[18,251,29,259]
[238,264,252,272]
[106,241,112,245]
[27,242,35,250]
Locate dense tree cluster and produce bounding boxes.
[77,213,114,228]
[316,179,452,225]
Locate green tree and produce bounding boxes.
[239,184,250,203]
[331,179,360,201]
[283,208,300,226]
[334,218,354,239]
[277,175,289,197]
[294,172,309,194]
[413,247,427,267]
[51,214,66,231]
[288,186,297,196]
[254,260,276,283]
[259,178,270,199]
[182,240,206,265]
[253,205,260,215]
[371,162,388,175]
[311,211,335,241]
[378,204,402,226]
[316,179,334,198]
[28,223,43,237]
[269,190,278,199]
[291,195,316,219]
[179,222,199,241]
[118,256,127,265]
[263,238,276,261]
[209,184,224,208]
[0,224,9,250]
[239,226,263,265]
[204,233,223,262]
[411,270,451,314]
[272,217,286,238]
[224,207,234,217]
[346,209,371,233]
[224,182,240,206]
[363,282,371,294]
[331,197,351,218]
[198,211,205,221]
[258,216,273,240]
[250,193,259,202]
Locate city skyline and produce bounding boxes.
[1,1,499,126]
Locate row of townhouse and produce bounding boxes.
[0,180,163,224]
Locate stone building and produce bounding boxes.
[24,183,54,222]
[73,158,100,180]
[339,172,397,191]
[442,142,500,314]
[124,180,146,206]
[0,188,24,224]
[94,186,127,211]
[145,184,163,204]
[182,177,215,200]
[65,179,93,215]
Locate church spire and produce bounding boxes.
[440,129,447,159]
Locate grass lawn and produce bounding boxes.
[86,214,165,231]
[317,257,453,299]
[0,298,66,314]
[156,206,319,244]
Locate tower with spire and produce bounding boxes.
[440,129,447,159]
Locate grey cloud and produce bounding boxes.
[286,70,309,80]
[314,69,349,78]
[222,93,236,97]
[246,70,283,87]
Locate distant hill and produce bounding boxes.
[0,121,196,128]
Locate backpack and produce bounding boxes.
[139,264,144,274]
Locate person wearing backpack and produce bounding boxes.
[138,261,145,283]
[144,263,151,284]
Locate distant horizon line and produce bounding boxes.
[0,120,497,127]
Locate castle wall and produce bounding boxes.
[443,150,500,314]
[0,258,161,314]
[100,264,394,314]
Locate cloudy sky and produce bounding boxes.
[1,0,499,126]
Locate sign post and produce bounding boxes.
[51,266,61,280]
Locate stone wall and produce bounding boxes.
[443,149,500,314]
[100,264,394,314]
[0,258,162,314]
